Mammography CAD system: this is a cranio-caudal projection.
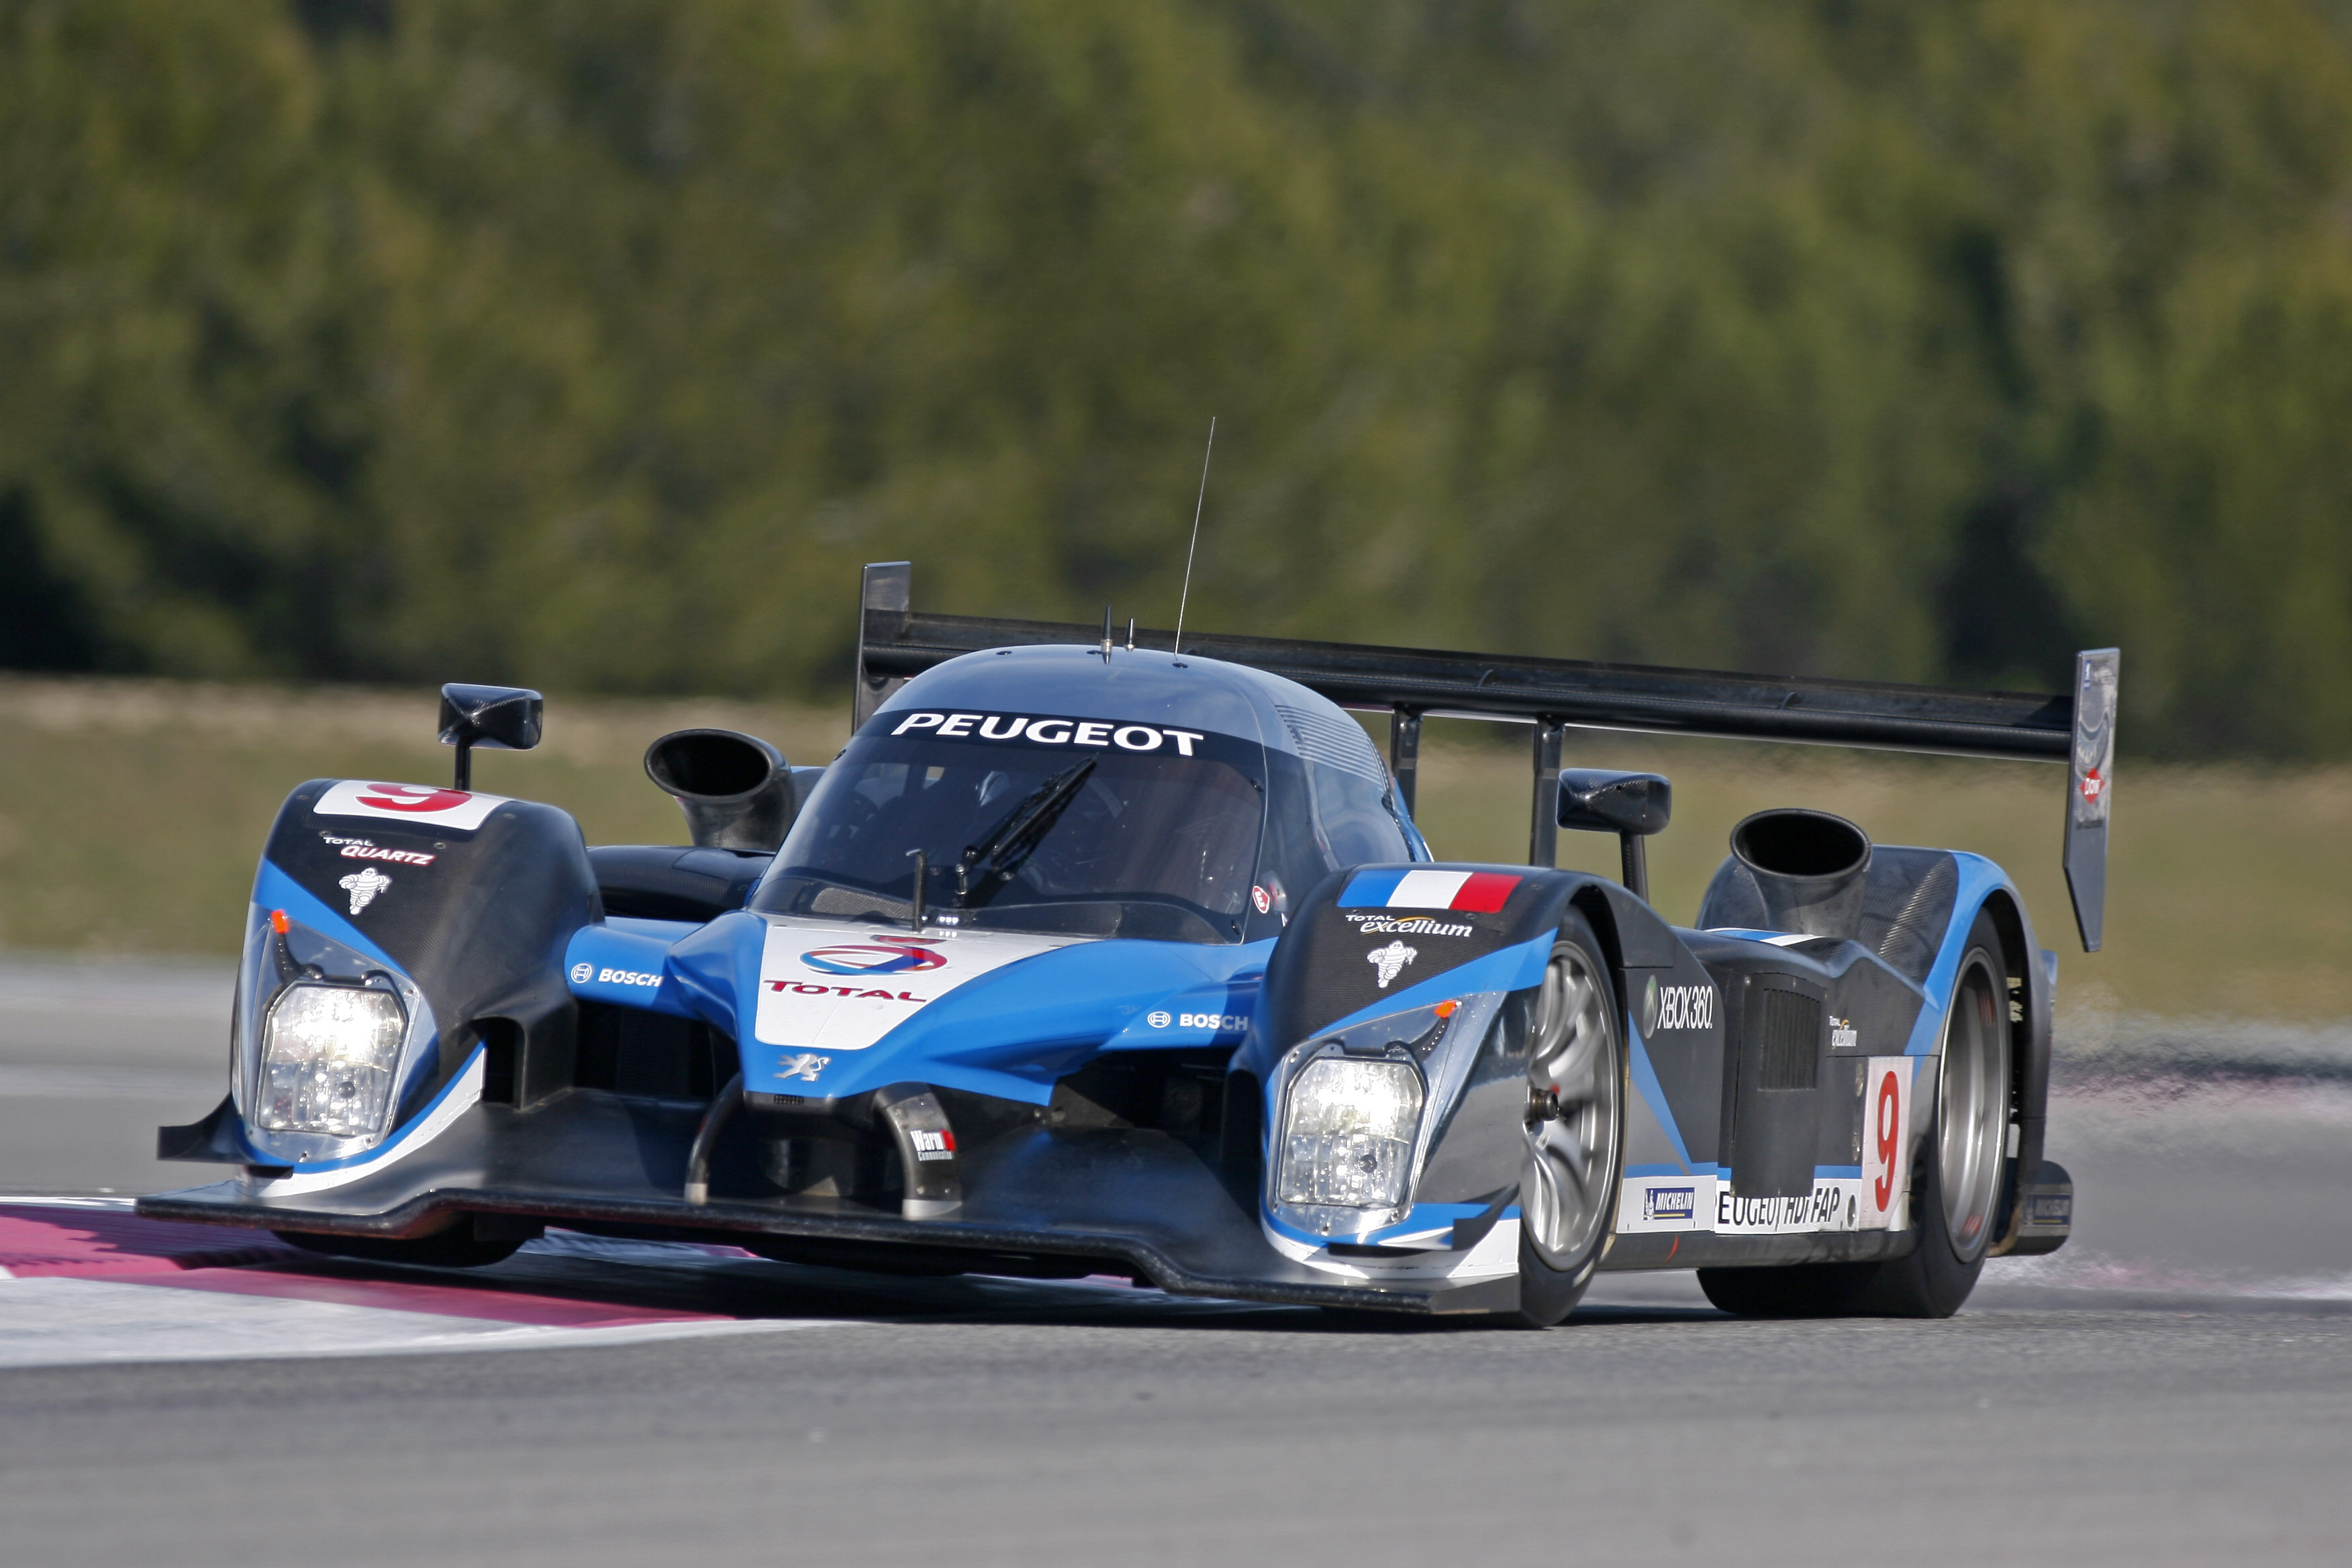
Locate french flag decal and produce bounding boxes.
[1338,869,1520,913]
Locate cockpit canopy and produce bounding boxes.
[752,646,1425,944]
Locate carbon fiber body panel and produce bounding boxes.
[138,1091,1524,1314]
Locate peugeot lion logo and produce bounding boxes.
[1367,940,1418,989]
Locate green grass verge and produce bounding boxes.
[2,680,2343,1022]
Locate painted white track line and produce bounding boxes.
[0,1199,855,1370]
[0,1275,848,1369]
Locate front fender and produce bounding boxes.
[1238,863,1645,1250]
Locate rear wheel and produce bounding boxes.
[1700,908,2013,1319]
[1508,919,1624,1327]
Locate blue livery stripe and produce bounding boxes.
[1626,1024,1696,1176]
[1338,869,1407,908]
[1901,852,2020,1057]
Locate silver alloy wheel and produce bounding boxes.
[1522,944,1621,1265]
[1937,950,2010,1263]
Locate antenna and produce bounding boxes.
[1173,417,1216,657]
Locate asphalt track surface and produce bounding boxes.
[4,957,2351,1565]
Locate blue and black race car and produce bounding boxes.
[141,563,2109,1323]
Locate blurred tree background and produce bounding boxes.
[4,0,2351,756]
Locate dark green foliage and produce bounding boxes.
[4,0,2350,755]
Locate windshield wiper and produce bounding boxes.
[955,755,1098,909]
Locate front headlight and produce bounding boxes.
[253,981,407,1138]
[1277,1056,1425,1210]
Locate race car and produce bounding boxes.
[140,562,2108,1323]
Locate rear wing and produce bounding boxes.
[852,562,2117,952]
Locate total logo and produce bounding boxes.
[752,924,1066,1052]
[769,981,924,1001]
[799,938,948,976]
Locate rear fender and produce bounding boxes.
[1977,887,2055,1255]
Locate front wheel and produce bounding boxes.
[1508,918,1624,1327]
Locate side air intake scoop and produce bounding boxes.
[645,728,796,852]
[1730,807,1873,940]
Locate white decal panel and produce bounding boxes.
[313,780,510,832]
[1616,1173,1885,1236]
[1715,1179,1872,1236]
[1859,1055,1914,1232]
[752,922,1072,1052]
[1616,1174,1717,1233]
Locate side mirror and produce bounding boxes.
[439,683,544,791]
[1557,769,1671,901]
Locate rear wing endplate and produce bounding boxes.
[2061,650,2120,951]
[852,562,2117,952]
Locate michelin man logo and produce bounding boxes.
[1367,940,1418,989]
[338,866,393,916]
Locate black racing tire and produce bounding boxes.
[1513,1237,1599,1328]
[274,1220,526,1270]
[1504,916,1625,1328]
[1700,908,2013,1320]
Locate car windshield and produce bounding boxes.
[753,712,1268,944]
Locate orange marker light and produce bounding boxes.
[1434,999,1459,1019]
[269,910,290,935]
